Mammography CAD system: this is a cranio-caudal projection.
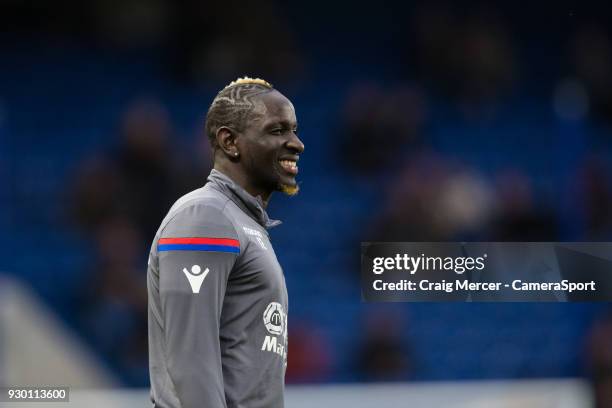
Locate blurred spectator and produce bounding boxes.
[71,98,204,239]
[569,24,612,124]
[409,2,456,93]
[80,216,148,384]
[286,322,332,383]
[165,0,305,84]
[368,153,492,241]
[430,169,493,239]
[586,311,612,408]
[337,83,427,174]
[357,308,411,382]
[455,10,517,106]
[489,170,559,240]
[110,99,201,237]
[368,153,447,241]
[410,3,518,115]
[92,0,170,48]
[70,156,121,231]
[577,157,612,240]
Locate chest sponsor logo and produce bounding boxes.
[261,302,288,361]
[263,302,285,335]
[261,335,286,360]
[182,265,209,293]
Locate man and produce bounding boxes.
[147,77,304,408]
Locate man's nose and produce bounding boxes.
[287,133,305,153]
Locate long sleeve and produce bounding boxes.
[157,203,240,408]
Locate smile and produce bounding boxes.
[278,159,298,175]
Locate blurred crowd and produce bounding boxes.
[68,100,207,382]
[2,1,612,404]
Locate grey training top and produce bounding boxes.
[148,169,288,408]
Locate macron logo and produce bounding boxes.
[183,265,209,294]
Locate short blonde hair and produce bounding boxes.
[205,76,275,149]
[223,76,273,90]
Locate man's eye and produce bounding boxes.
[270,129,283,135]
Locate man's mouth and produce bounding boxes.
[278,159,298,175]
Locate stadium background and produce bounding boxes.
[0,1,611,406]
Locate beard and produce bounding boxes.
[279,182,300,196]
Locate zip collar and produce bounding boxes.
[207,169,282,229]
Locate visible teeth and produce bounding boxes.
[279,160,297,170]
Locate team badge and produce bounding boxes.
[263,302,285,335]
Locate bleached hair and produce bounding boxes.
[205,76,275,149]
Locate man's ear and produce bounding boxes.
[216,126,240,158]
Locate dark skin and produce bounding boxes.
[214,90,305,207]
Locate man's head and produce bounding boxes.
[205,77,304,201]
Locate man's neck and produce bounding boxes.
[213,163,271,208]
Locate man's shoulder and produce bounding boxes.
[168,184,230,215]
[160,184,237,235]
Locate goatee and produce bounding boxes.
[279,183,300,196]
